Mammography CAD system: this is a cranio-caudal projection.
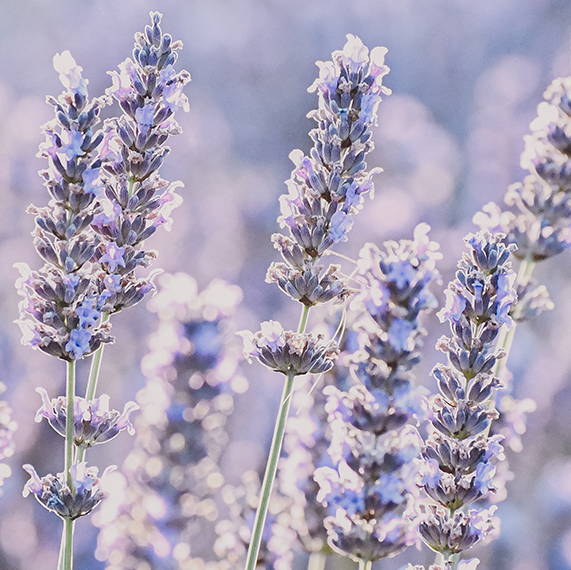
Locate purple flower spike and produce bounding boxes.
[14,48,112,361]
[315,226,441,564]
[92,12,191,315]
[417,232,517,564]
[94,276,245,568]
[267,34,391,307]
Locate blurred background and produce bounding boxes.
[1,0,571,568]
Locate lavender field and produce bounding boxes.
[1,1,571,569]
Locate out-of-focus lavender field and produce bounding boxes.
[2,1,571,569]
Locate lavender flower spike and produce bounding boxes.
[15,45,120,570]
[316,225,441,565]
[241,35,390,570]
[417,232,516,565]
[267,34,390,308]
[15,50,111,361]
[92,11,190,315]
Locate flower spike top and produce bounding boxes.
[15,50,111,361]
[418,232,516,562]
[92,11,191,315]
[474,75,571,323]
[315,226,441,564]
[267,34,390,308]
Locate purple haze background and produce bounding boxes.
[1,1,571,568]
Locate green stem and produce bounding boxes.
[63,518,74,570]
[64,361,75,485]
[243,304,310,570]
[307,552,327,570]
[358,561,372,570]
[85,312,110,401]
[77,312,110,464]
[58,361,76,570]
[493,256,536,384]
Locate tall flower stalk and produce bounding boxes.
[315,225,441,567]
[15,12,189,570]
[417,232,517,567]
[239,34,390,569]
[15,49,113,570]
[95,275,243,569]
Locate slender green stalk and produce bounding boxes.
[58,360,76,570]
[307,552,327,570]
[243,304,310,570]
[494,257,536,383]
[62,518,74,570]
[85,312,110,400]
[358,561,372,570]
[76,312,110,464]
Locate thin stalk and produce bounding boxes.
[85,312,110,400]
[358,561,372,570]
[58,360,76,570]
[243,304,310,570]
[494,257,536,383]
[307,552,327,570]
[77,312,110,464]
[62,518,74,570]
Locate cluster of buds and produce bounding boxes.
[15,51,111,361]
[315,225,441,564]
[267,34,391,309]
[23,463,114,521]
[94,275,244,569]
[240,321,338,377]
[92,11,190,315]
[35,387,137,448]
[418,233,517,562]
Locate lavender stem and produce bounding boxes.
[85,313,110,401]
[244,305,310,570]
[59,360,76,570]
